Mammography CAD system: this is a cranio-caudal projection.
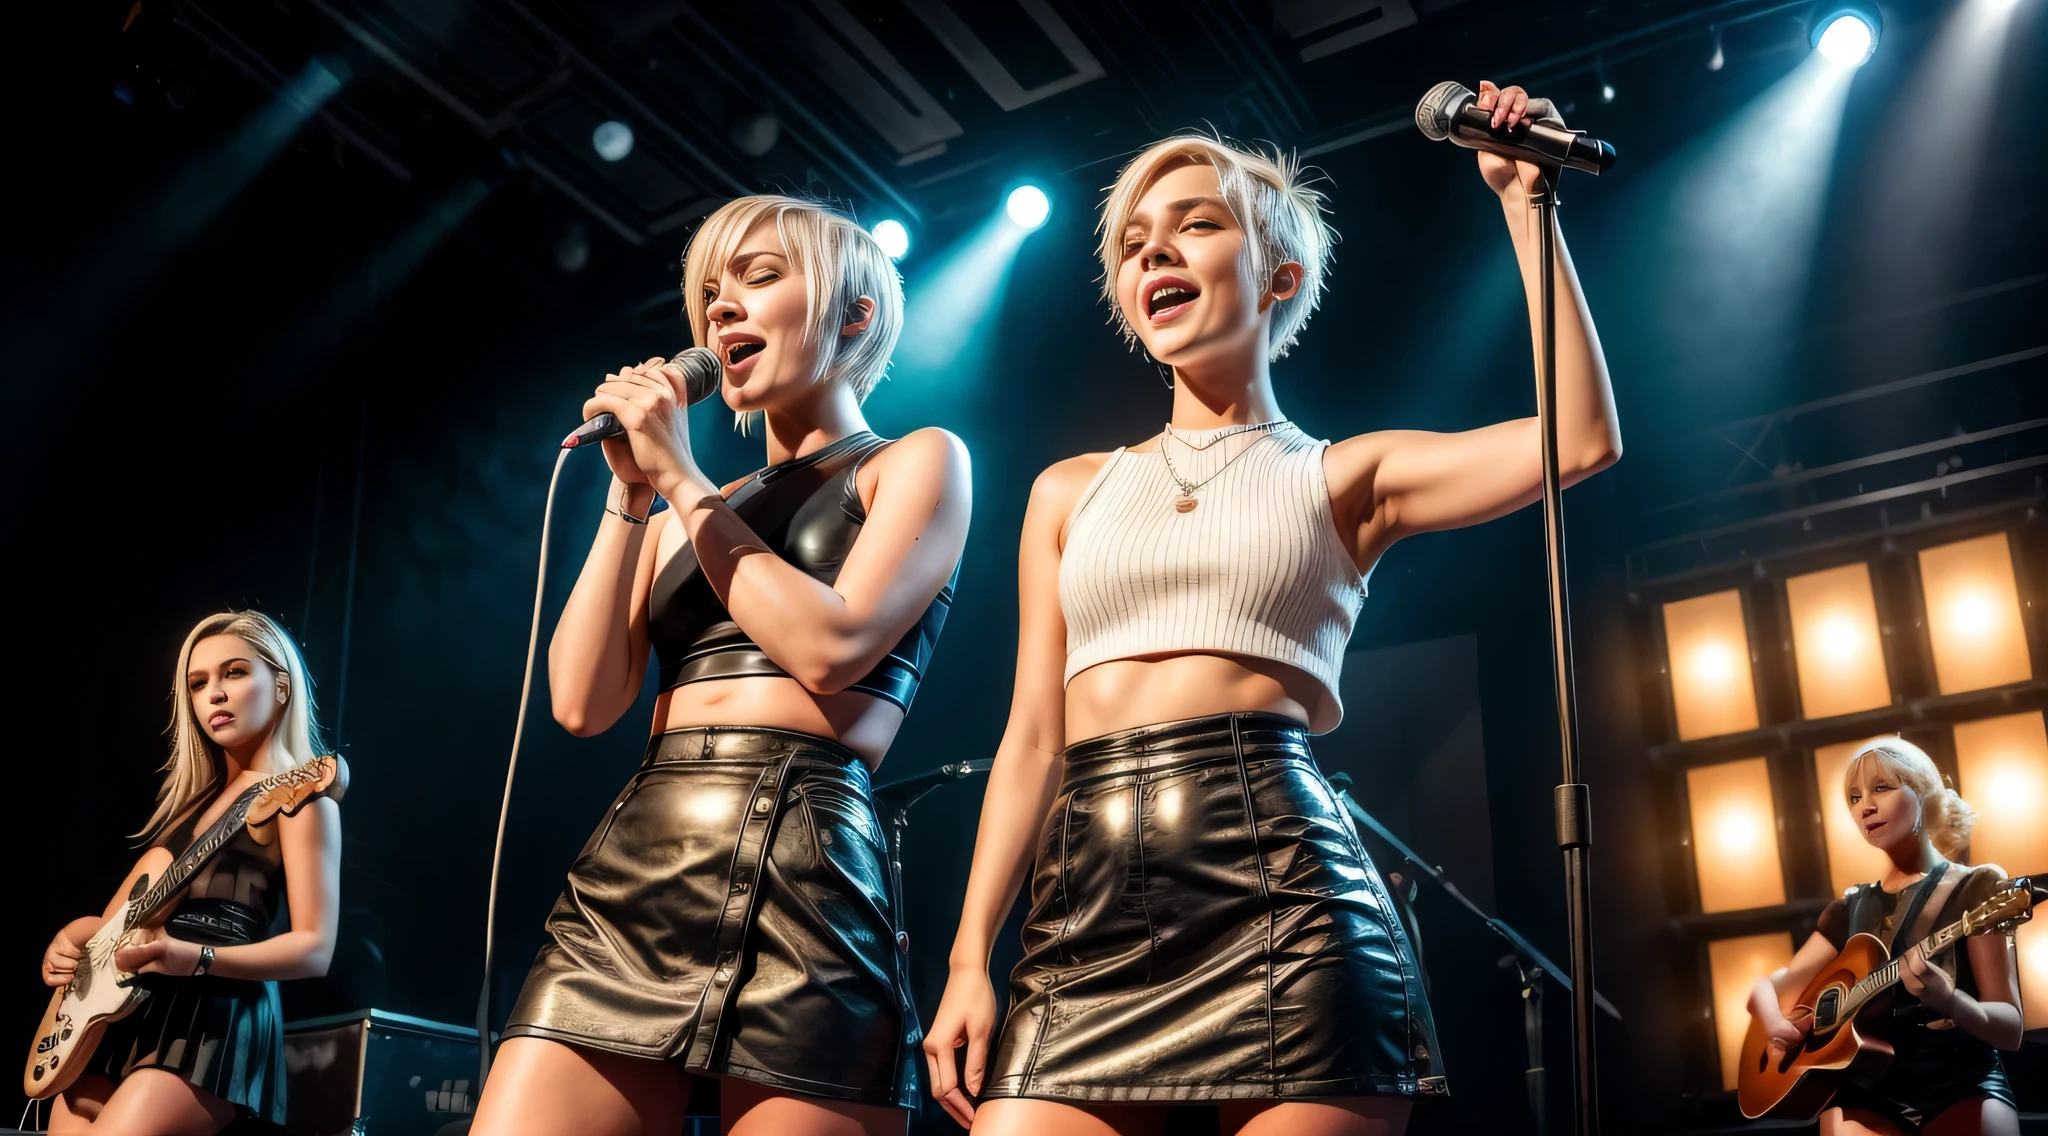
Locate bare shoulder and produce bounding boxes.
[871,426,970,478]
[279,794,341,836]
[1031,453,1113,513]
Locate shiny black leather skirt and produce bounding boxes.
[85,899,285,1123]
[985,713,1447,1103]
[503,726,920,1108]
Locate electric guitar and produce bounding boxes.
[23,756,346,1098]
[1737,875,2041,1120]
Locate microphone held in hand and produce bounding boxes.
[562,346,724,450]
[1414,81,1615,175]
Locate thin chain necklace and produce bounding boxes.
[1158,419,1290,513]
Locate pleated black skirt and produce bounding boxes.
[85,899,285,1124]
[504,726,920,1108]
[985,712,1447,1104]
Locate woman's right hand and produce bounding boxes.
[1762,1005,1812,1058]
[42,928,83,987]
[923,966,999,1129]
[595,361,657,488]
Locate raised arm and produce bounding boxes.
[548,478,665,737]
[921,456,1094,1129]
[685,427,973,693]
[1328,82,1619,570]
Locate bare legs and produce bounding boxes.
[1816,1097,2018,1136]
[48,1069,239,1136]
[469,1037,905,1136]
[968,1097,1409,1136]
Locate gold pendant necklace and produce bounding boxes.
[1158,420,1290,514]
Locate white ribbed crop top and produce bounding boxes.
[1058,422,1368,732]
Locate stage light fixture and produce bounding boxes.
[1663,590,1761,740]
[592,120,634,162]
[1918,533,2032,694]
[1709,933,1796,1090]
[1813,736,1899,897]
[1953,712,2048,874]
[1810,2,1881,66]
[872,219,910,260]
[1687,757,1788,913]
[1007,185,1051,229]
[1707,26,1726,72]
[1785,562,1891,719]
[2019,918,2048,1031]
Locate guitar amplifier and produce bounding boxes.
[279,1010,718,1136]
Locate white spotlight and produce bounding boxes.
[592,120,634,162]
[872,219,909,260]
[1816,15,1876,65]
[1006,185,1050,230]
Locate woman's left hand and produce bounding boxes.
[114,927,205,978]
[582,357,703,500]
[1900,944,1959,1014]
[1474,80,1559,198]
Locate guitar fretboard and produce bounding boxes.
[1842,923,1962,1018]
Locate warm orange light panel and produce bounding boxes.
[1953,712,2048,875]
[1710,932,1795,1091]
[1688,757,1787,913]
[1814,737,1899,898]
[2018,917,2048,1031]
[1785,563,1892,719]
[1664,590,1760,740]
[1919,534,2033,694]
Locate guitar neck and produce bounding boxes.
[129,789,259,927]
[1843,919,1967,1016]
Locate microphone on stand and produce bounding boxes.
[1414,81,1615,175]
[561,346,724,450]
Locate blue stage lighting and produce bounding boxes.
[1810,2,1881,66]
[1006,185,1051,229]
[593,120,635,162]
[872,219,910,259]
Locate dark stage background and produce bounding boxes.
[5,1,2045,1132]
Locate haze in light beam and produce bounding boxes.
[886,213,1033,407]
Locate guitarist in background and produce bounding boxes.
[1746,738,2022,1136]
[38,611,342,1135]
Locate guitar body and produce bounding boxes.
[1739,933,1896,1120]
[24,892,157,1098]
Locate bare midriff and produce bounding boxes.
[1063,652,1335,745]
[653,677,904,770]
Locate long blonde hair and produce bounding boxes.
[139,610,326,842]
[1096,132,1336,361]
[1842,736,1976,862]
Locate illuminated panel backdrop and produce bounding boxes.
[1687,757,1787,913]
[1952,711,2048,875]
[1664,590,1761,741]
[1709,932,1795,1091]
[1785,563,1892,719]
[1919,534,2033,694]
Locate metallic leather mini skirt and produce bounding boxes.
[504,726,920,1108]
[985,712,1447,1103]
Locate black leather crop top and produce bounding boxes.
[647,431,957,710]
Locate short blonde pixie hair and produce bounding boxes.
[1097,134,1335,361]
[682,195,904,401]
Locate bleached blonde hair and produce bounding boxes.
[1097,133,1336,361]
[1843,736,1976,862]
[681,194,904,403]
[140,610,326,842]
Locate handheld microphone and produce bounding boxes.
[1414,82,1615,175]
[561,346,724,450]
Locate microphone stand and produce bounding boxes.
[1327,776,1619,1136]
[1529,168,1601,1136]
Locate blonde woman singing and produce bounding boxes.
[470,194,971,1136]
[40,611,342,1135]
[924,82,1619,1136]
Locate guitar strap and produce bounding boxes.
[1886,860,1949,955]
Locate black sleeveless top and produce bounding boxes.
[648,431,957,710]
[155,786,290,946]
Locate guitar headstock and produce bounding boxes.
[245,756,347,827]
[1961,876,2040,936]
